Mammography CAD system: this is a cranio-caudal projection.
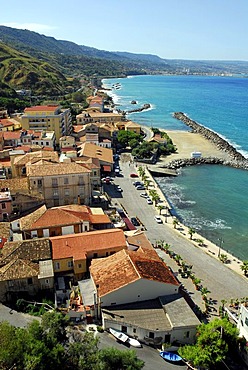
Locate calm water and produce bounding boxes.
[103,75,248,260]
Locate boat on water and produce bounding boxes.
[109,328,142,347]
[160,351,182,362]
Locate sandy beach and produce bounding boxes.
[160,129,232,164]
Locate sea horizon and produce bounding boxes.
[103,74,248,260]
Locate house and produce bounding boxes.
[59,135,76,151]
[3,131,21,148]
[19,204,112,239]
[76,111,123,125]
[0,118,22,131]
[0,238,53,302]
[78,142,113,173]
[21,105,72,144]
[50,228,127,281]
[0,178,44,217]
[20,130,56,150]
[74,157,101,190]
[27,160,91,207]
[90,249,200,345]
[10,150,59,178]
[0,188,12,221]
[116,120,141,135]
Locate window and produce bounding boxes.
[8,280,14,288]
[64,177,69,185]
[133,328,136,333]
[27,278,33,285]
[184,331,190,338]
[149,332,154,339]
[2,203,6,209]
[55,262,60,270]
[52,178,58,186]
[78,263,82,269]
[45,279,49,285]
[68,261,73,268]
[93,171,97,176]
[46,142,49,146]
[93,253,98,258]
[64,189,70,197]
[38,179,42,187]
[53,190,59,197]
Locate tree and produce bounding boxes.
[188,227,195,240]
[241,260,248,276]
[99,347,144,370]
[0,322,24,369]
[178,318,239,369]
[156,205,164,215]
[173,218,179,229]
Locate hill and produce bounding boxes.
[0,42,67,95]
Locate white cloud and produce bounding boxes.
[1,22,57,33]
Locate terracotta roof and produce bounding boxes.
[20,205,106,230]
[0,159,11,168]
[125,121,141,128]
[3,131,21,140]
[126,231,160,260]
[73,125,85,133]
[24,105,59,113]
[0,119,15,127]
[90,249,179,297]
[27,161,90,177]
[0,258,39,281]
[19,205,47,230]
[79,143,113,164]
[51,229,126,261]
[0,238,51,265]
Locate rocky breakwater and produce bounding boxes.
[173,112,248,170]
[124,103,151,114]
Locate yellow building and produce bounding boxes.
[21,105,72,144]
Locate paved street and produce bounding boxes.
[105,155,248,314]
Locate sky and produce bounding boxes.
[1,0,248,61]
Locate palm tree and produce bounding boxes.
[157,205,164,215]
[241,260,248,276]
[173,219,179,229]
[188,227,195,240]
[174,254,183,266]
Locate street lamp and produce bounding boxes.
[218,237,224,258]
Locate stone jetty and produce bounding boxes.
[173,112,248,170]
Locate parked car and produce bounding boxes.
[131,217,140,226]
[136,185,145,190]
[130,173,138,178]
[140,192,148,198]
[154,215,163,223]
[116,186,123,192]
[133,181,143,186]
[147,198,153,205]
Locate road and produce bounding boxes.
[105,155,248,311]
[98,330,188,370]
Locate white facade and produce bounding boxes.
[100,278,179,307]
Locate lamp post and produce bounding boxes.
[218,237,224,258]
[164,207,168,223]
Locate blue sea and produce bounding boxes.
[102,75,248,260]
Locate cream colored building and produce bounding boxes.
[21,105,72,144]
[76,110,123,125]
[27,161,91,207]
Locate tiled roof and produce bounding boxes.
[0,178,29,192]
[0,222,10,239]
[0,258,39,280]
[24,105,59,112]
[20,205,108,230]
[125,121,141,128]
[90,249,179,297]
[126,231,160,260]
[0,238,51,264]
[51,229,126,261]
[14,150,58,166]
[78,143,113,164]
[0,119,15,127]
[27,161,90,177]
[72,125,85,133]
[19,205,47,230]
[3,131,21,140]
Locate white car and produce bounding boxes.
[154,215,163,223]
[147,198,153,205]
[140,192,148,198]
[116,186,123,192]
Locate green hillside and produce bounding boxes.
[0,42,67,95]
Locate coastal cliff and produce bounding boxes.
[173,112,248,170]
